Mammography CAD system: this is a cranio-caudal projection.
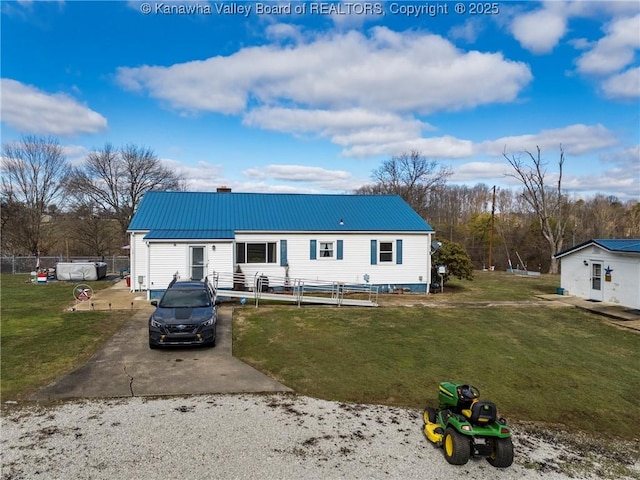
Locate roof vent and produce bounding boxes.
[216,186,232,193]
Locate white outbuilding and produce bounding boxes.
[554,239,640,310]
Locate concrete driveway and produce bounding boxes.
[32,306,292,400]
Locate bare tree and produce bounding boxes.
[625,201,640,238]
[1,135,69,255]
[503,145,569,274]
[66,143,186,243]
[356,151,452,217]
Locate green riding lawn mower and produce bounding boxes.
[423,382,514,468]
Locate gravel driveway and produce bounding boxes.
[3,394,637,480]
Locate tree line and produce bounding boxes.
[2,136,638,275]
[355,150,639,274]
[1,135,185,259]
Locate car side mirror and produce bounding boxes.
[151,300,158,307]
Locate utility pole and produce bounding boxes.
[488,185,496,270]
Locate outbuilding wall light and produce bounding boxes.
[583,260,588,266]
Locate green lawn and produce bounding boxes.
[234,273,640,440]
[3,270,639,442]
[421,269,560,301]
[1,274,130,400]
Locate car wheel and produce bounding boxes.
[487,437,514,468]
[443,427,471,465]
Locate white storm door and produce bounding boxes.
[190,246,205,281]
[589,262,604,301]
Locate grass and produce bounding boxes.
[1,274,130,400]
[2,270,639,441]
[424,269,560,301]
[233,272,640,440]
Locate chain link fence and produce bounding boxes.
[1,256,130,275]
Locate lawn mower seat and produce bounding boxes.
[464,401,497,425]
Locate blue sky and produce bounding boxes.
[2,0,639,201]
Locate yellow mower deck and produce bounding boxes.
[423,410,443,444]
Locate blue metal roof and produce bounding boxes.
[555,238,640,257]
[592,239,640,253]
[128,192,433,239]
[144,229,235,240]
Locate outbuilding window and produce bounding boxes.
[379,242,393,262]
[236,242,277,264]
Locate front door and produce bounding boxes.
[190,246,205,281]
[589,262,604,301]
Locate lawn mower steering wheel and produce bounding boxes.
[457,385,480,401]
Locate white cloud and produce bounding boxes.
[563,170,638,200]
[61,144,89,165]
[576,14,640,76]
[226,182,320,194]
[242,164,362,192]
[452,162,510,182]
[448,19,483,44]
[601,144,640,182]
[602,67,640,99]
[483,124,617,156]
[510,7,568,54]
[116,27,531,116]
[161,159,227,192]
[244,164,350,182]
[347,136,475,159]
[0,79,107,136]
[116,28,531,158]
[265,23,302,42]
[244,106,431,156]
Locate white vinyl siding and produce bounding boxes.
[234,232,430,287]
[133,231,432,294]
[148,243,189,290]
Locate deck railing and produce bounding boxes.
[210,270,379,307]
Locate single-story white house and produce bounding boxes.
[554,239,640,309]
[127,191,436,298]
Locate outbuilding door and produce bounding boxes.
[589,262,604,302]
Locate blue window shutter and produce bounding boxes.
[396,239,403,264]
[310,240,317,260]
[370,240,377,265]
[337,240,343,260]
[280,240,288,266]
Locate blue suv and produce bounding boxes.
[149,278,219,349]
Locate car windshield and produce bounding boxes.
[159,289,211,308]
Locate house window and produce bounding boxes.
[379,242,393,262]
[236,242,277,264]
[190,246,205,280]
[319,242,334,258]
